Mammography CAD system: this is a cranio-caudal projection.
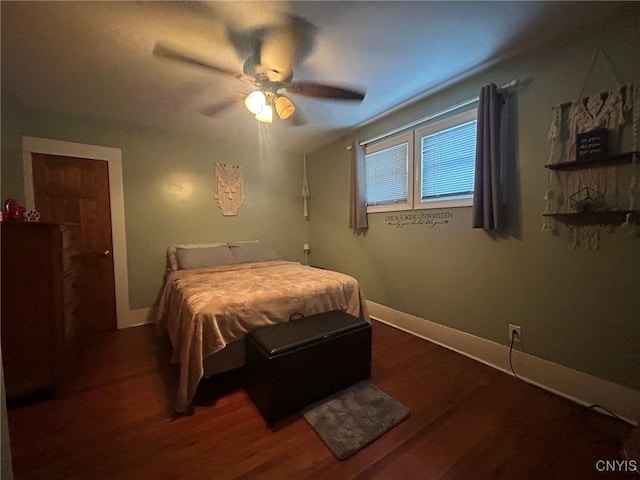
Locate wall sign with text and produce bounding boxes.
[385,211,453,228]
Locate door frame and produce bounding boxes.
[22,136,133,329]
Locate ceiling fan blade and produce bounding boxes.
[153,43,248,81]
[239,33,264,77]
[284,82,365,101]
[200,99,239,117]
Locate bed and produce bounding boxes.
[156,241,369,412]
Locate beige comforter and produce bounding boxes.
[156,261,369,412]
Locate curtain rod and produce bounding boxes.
[357,79,519,147]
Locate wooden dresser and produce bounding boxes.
[1,222,81,398]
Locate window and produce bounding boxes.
[364,133,413,212]
[365,108,477,213]
[414,108,477,209]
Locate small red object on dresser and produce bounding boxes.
[2,198,26,222]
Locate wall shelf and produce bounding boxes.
[544,151,639,171]
[543,211,637,226]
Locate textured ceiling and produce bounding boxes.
[1,1,634,153]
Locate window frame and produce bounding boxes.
[413,107,478,210]
[364,132,414,213]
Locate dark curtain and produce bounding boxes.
[472,83,503,230]
[349,141,368,232]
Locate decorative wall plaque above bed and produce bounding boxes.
[214,163,244,216]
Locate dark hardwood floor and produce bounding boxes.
[6,320,635,479]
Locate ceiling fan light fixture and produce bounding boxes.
[245,90,266,115]
[275,96,296,120]
[255,104,273,123]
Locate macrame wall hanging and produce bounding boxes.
[214,163,245,216]
[543,47,639,248]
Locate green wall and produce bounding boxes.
[0,100,309,309]
[307,9,640,391]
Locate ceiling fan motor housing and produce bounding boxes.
[243,55,292,83]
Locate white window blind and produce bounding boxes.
[365,140,409,206]
[420,119,477,203]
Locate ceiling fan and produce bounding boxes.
[152,27,366,124]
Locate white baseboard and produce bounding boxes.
[119,307,155,329]
[367,300,640,425]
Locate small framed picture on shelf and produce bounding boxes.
[576,128,608,161]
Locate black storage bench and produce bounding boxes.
[245,310,371,425]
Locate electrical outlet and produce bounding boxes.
[508,324,521,343]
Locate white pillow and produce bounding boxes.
[175,245,236,270]
[167,242,226,270]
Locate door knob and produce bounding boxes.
[101,250,111,256]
